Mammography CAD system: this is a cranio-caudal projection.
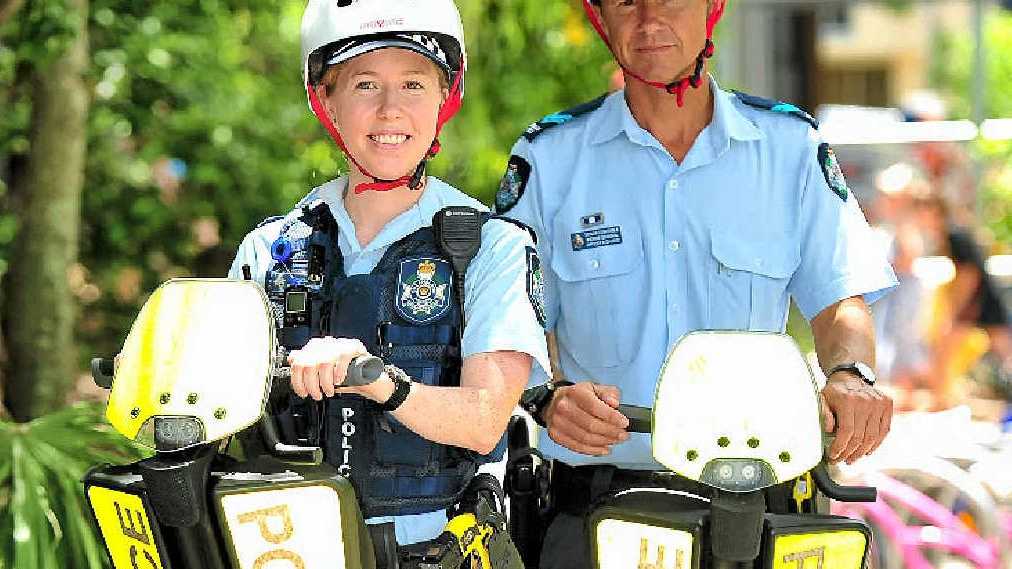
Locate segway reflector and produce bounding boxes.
[651,332,822,490]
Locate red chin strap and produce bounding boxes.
[582,0,725,107]
[307,70,463,194]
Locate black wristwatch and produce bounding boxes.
[520,380,574,427]
[827,362,877,387]
[378,365,412,412]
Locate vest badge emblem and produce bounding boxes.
[396,258,453,324]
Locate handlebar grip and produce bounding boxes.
[618,404,652,433]
[343,355,385,387]
[274,355,385,387]
[91,357,115,389]
[811,462,877,503]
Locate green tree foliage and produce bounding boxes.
[931,10,1012,249]
[1,0,90,421]
[0,0,613,368]
[0,404,148,569]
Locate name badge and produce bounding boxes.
[571,226,623,252]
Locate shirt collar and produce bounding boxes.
[712,76,763,144]
[589,75,763,148]
[317,176,446,253]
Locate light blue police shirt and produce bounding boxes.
[229,176,551,544]
[501,77,898,470]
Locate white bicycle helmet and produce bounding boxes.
[301,0,467,193]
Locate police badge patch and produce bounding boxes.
[526,246,546,328]
[818,143,849,202]
[396,258,453,324]
[494,155,532,214]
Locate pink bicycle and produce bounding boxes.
[833,456,1007,569]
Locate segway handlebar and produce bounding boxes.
[811,462,877,502]
[618,404,653,433]
[265,354,385,464]
[274,354,385,387]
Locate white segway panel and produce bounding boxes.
[651,332,822,491]
[108,279,275,450]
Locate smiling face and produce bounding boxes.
[317,48,448,182]
[595,0,712,84]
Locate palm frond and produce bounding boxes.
[0,403,148,569]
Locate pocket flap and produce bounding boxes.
[711,230,800,279]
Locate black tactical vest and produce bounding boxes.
[264,202,508,517]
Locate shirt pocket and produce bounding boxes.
[708,230,800,331]
[550,223,644,369]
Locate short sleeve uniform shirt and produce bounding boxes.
[500,78,897,469]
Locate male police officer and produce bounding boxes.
[497,1,897,567]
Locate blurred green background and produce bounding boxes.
[1,0,1011,567]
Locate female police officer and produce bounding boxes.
[228,0,550,547]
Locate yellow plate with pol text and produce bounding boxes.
[88,486,167,569]
[771,530,867,569]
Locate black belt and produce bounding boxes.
[549,462,711,515]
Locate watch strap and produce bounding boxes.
[827,362,874,386]
[521,380,574,428]
[378,365,412,412]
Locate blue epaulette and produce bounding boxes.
[732,91,819,130]
[255,215,285,229]
[522,94,609,142]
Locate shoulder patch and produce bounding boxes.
[255,215,285,229]
[818,143,849,202]
[525,246,546,328]
[494,155,532,215]
[523,94,609,142]
[732,91,818,130]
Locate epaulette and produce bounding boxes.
[482,213,538,245]
[522,94,609,142]
[732,91,819,130]
[255,215,285,229]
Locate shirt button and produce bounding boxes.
[590,259,600,269]
[667,179,679,191]
[669,240,680,252]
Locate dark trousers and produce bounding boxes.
[539,513,593,569]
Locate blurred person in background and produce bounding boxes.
[869,163,933,409]
[917,195,1012,409]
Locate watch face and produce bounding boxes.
[855,362,877,386]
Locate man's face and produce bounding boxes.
[595,0,713,84]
